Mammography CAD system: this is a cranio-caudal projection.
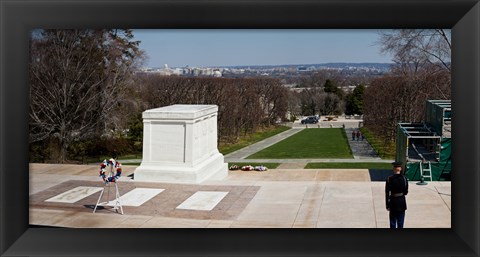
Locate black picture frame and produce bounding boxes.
[1,0,479,256]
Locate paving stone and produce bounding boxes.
[140,216,211,228]
[29,163,451,228]
[106,188,165,207]
[176,191,229,211]
[30,178,259,222]
[45,186,103,203]
[206,220,234,228]
[117,215,154,228]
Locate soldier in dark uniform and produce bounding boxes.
[385,161,409,228]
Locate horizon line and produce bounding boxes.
[146,62,395,69]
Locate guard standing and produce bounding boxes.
[385,161,409,228]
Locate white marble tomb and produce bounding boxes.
[134,104,228,183]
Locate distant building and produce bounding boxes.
[282,83,298,88]
[213,70,222,77]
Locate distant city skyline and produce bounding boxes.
[132,29,394,68]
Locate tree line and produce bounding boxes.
[29,29,289,163]
[134,75,289,144]
[363,29,451,147]
[29,29,451,163]
[287,76,366,119]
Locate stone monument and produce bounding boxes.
[134,104,228,183]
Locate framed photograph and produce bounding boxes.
[1,0,479,256]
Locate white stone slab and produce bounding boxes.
[45,186,103,203]
[106,188,164,207]
[143,104,218,120]
[176,191,229,211]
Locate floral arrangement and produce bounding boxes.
[99,158,122,183]
[232,164,268,172]
[241,165,254,171]
[254,166,268,172]
[229,165,240,170]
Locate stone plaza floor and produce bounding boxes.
[29,163,451,228]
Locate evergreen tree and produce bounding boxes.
[323,79,344,100]
[345,84,365,115]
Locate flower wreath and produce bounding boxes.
[99,158,122,183]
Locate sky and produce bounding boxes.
[132,29,394,68]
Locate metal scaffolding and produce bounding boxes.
[395,100,452,181]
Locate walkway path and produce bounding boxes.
[345,127,381,160]
[120,127,393,165]
[223,127,304,159]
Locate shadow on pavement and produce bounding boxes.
[368,169,391,182]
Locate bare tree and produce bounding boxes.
[379,29,451,99]
[30,29,144,162]
[379,29,451,73]
[299,87,322,116]
[134,75,288,145]
[286,90,301,120]
[363,29,452,143]
[364,70,451,143]
[318,93,343,116]
[296,72,347,117]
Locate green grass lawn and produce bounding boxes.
[246,128,353,159]
[360,127,396,159]
[123,162,280,169]
[219,126,291,155]
[228,162,280,169]
[305,162,392,169]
